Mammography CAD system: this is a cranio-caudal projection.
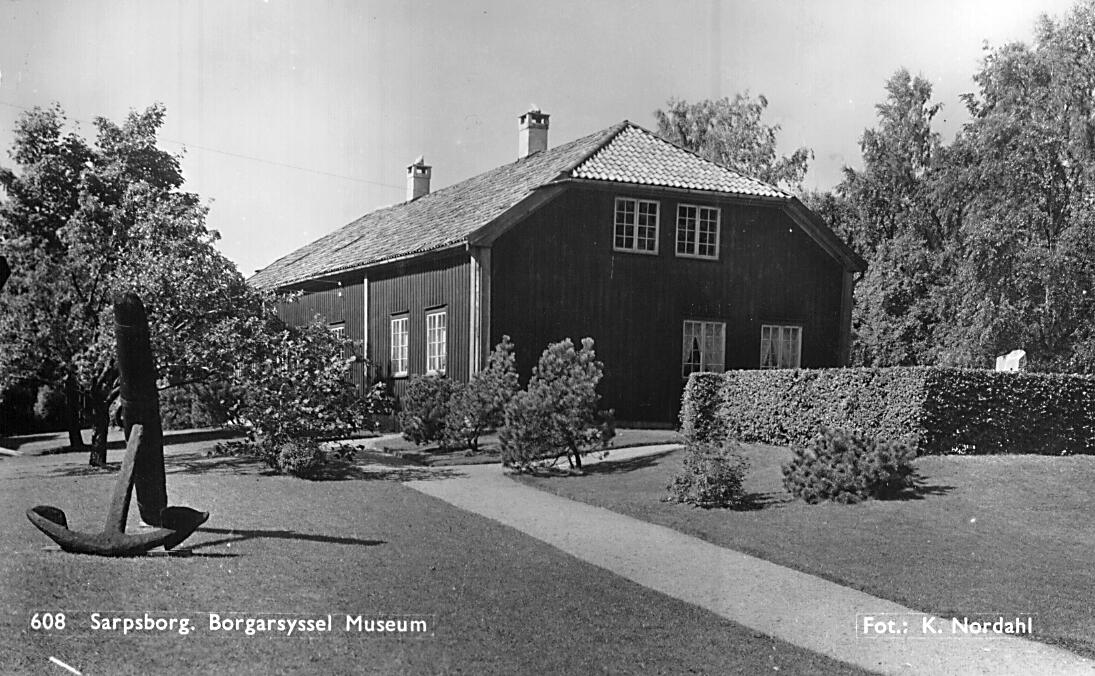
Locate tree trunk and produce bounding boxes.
[63,377,87,452]
[89,397,110,464]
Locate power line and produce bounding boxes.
[0,100,403,191]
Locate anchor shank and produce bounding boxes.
[114,293,167,526]
[104,424,144,535]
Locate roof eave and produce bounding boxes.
[252,242,469,291]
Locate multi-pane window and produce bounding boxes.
[760,325,802,369]
[426,309,447,374]
[682,320,726,378]
[390,315,409,376]
[614,197,659,254]
[676,204,720,259]
[329,323,352,359]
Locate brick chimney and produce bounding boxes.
[406,156,431,201]
[518,107,549,158]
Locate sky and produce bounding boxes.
[0,0,1080,277]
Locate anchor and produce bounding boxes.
[25,291,209,556]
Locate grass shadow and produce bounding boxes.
[185,526,385,551]
[580,449,676,476]
[305,460,465,482]
[43,462,125,478]
[165,453,277,476]
[877,470,956,501]
[736,491,795,510]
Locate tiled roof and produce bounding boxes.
[572,125,790,198]
[249,121,790,289]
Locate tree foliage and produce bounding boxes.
[0,103,372,464]
[654,94,812,190]
[825,1,1095,373]
[0,103,264,459]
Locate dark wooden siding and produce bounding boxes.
[490,185,845,423]
[368,253,471,401]
[275,278,367,391]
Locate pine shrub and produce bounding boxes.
[666,441,750,508]
[500,337,614,471]
[781,427,915,504]
[443,336,519,451]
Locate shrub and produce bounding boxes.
[500,337,615,471]
[398,374,460,446]
[275,439,324,478]
[220,316,380,475]
[443,336,519,451]
[665,441,750,508]
[679,373,725,444]
[681,366,1095,456]
[227,317,369,445]
[781,428,915,504]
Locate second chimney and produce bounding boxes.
[518,107,549,158]
[406,156,431,201]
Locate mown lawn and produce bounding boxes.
[0,447,863,675]
[515,444,1095,659]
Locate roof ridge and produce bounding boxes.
[631,123,787,196]
[568,122,792,199]
[555,120,632,178]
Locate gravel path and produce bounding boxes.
[404,444,1094,676]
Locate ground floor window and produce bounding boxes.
[760,324,802,369]
[426,309,447,374]
[682,320,725,378]
[391,315,409,376]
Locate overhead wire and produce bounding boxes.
[0,100,403,191]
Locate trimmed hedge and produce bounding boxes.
[681,367,1095,455]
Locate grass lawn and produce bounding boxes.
[374,427,681,464]
[515,444,1095,659]
[0,446,864,675]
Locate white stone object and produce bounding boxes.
[995,349,1027,372]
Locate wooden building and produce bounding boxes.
[249,110,866,424]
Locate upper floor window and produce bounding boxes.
[760,325,801,369]
[676,204,720,259]
[390,315,409,377]
[682,320,725,378]
[426,309,447,374]
[614,197,659,254]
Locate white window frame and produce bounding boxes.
[390,315,409,377]
[329,322,350,359]
[760,324,802,369]
[425,308,447,375]
[613,197,660,255]
[682,320,726,378]
[675,203,720,260]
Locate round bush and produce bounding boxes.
[398,375,459,446]
[782,427,915,504]
[276,439,324,478]
[666,441,750,508]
